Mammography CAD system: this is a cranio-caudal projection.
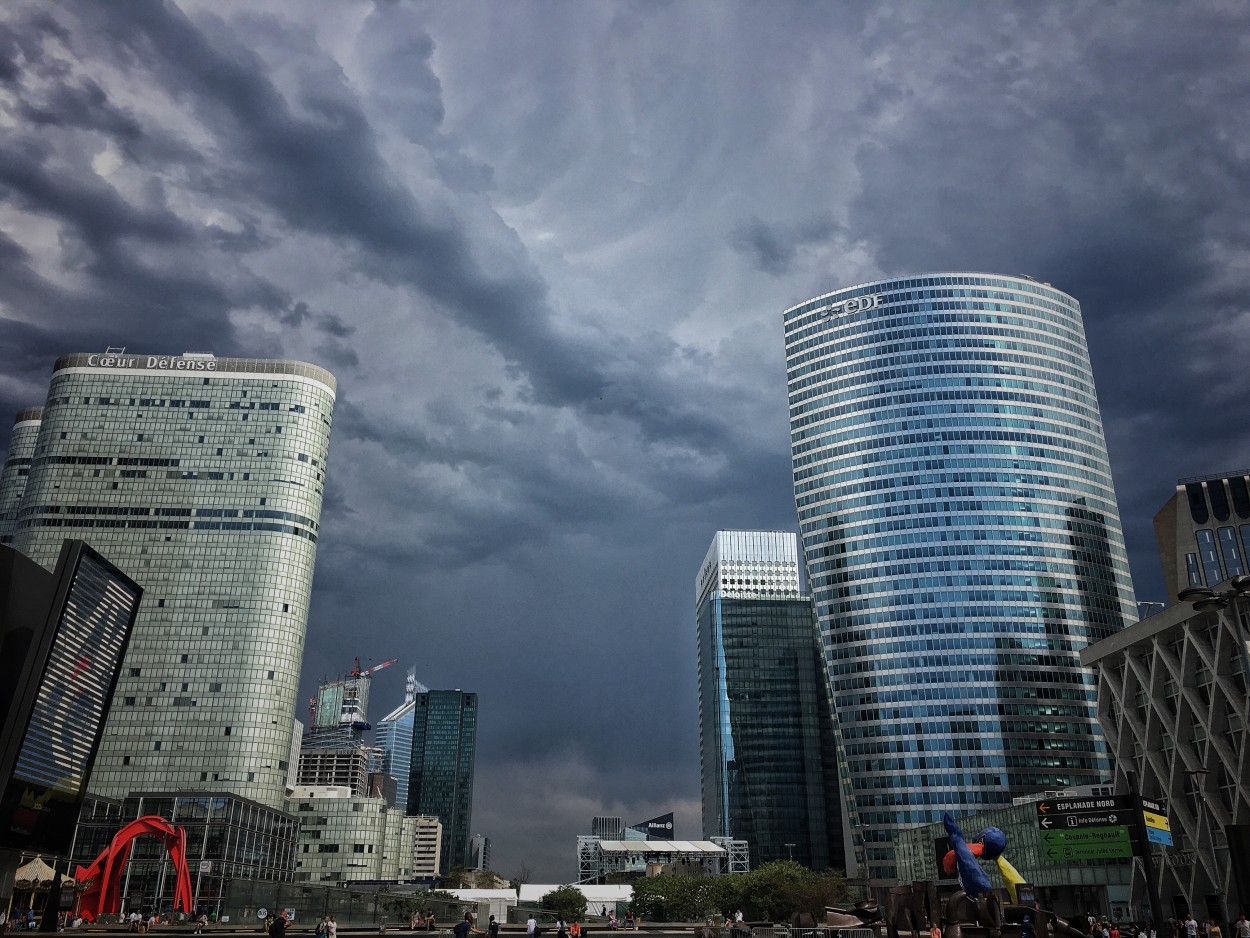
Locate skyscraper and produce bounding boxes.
[407,690,477,874]
[0,408,43,544]
[695,530,848,871]
[374,668,428,811]
[783,273,1137,880]
[3,350,336,810]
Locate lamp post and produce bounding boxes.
[1176,576,1250,921]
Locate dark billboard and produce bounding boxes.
[630,812,675,840]
[0,540,142,852]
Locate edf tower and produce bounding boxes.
[783,273,1137,880]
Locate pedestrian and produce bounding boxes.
[489,916,500,938]
[318,916,330,938]
[557,918,567,938]
[1185,916,1199,938]
[454,914,483,938]
[1236,916,1250,938]
[1208,921,1222,938]
[1022,917,1033,938]
[329,915,338,938]
[269,913,288,938]
[528,915,538,938]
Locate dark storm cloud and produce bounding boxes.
[19,75,144,141]
[845,2,1250,598]
[733,215,840,276]
[53,1,615,410]
[4,0,1247,882]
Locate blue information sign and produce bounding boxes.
[1146,825,1174,846]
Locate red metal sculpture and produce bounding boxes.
[74,815,194,922]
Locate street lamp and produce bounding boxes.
[1177,573,1250,607]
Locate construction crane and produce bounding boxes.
[350,656,398,678]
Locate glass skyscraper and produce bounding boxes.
[0,407,42,544]
[696,530,848,871]
[0,351,336,810]
[375,669,428,811]
[407,689,477,874]
[783,273,1137,880]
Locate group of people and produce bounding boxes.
[1082,913,1250,938]
[0,909,38,932]
[410,910,439,931]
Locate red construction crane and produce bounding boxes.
[350,656,398,677]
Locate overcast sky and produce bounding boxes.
[2,1,1249,881]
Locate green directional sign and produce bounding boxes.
[1040,826,1130,847]
[1041,841,1133,861]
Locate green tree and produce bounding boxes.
[541,886,588,922]
[732,862,852,922]
[630,876,720,922]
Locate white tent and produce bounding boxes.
[518,884,633,913]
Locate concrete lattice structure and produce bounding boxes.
[1,351,336,810]
[1083,475,1250,919]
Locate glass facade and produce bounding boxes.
[374,701,416,810]
[783,273,1137,880]
[6,352,336,809]
[0,407,43,544]
[70,791,300,915]
[695,530,847,871]
[407,690,476,874]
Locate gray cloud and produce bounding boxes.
[1,0,1247,881]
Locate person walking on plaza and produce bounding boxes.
[454,914,483,938]
[1185,915,1199,938]
[528,915,538,938]
[1235,916,1250,938]
[1208,921,1222,938]
[328,915,338,938]
[489,916,500,938]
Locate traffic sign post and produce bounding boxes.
[1040,827,1131,848]
[1041,841,1133,861]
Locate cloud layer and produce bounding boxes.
[2,0,1248,879]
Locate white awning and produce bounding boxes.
[595,839,726,854]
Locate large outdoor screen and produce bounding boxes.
[0,542,141,852]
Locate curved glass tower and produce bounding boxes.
[9,352,335,809]
[0,407,43,544]
[783,272,1137,880]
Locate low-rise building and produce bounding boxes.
[893,789,1131,919]
[290,786,440,884]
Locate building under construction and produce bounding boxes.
[299,657,397,792]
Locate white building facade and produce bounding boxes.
[290,786,441,884]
